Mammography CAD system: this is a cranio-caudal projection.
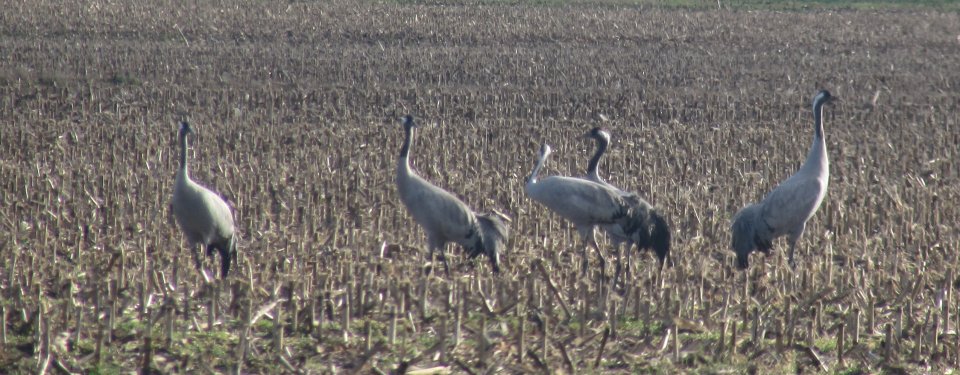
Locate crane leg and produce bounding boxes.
[190,244,212,283]
[787,240,799,269]
[591,237,607,282]
[787,223,806,269]
[231,248,240,276]
[424,246,435,276]
[580,242,590,276]
[437,247,451,277]
[578,229,591,276]
[624,242,633,281]
[578,228,607,281]
[218,246,231,279]
[427,237,451,277]
[191,244,204,271]
[612,243,624,290]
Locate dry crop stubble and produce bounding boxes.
[1,0,960,373]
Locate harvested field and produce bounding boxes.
[1,0,959,373]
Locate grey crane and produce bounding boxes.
[583,127,671,267]
[731,90,834,269]
[395,115,508,275]
[525,143,647,277]
[172,121,237,280]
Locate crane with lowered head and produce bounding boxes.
[582,127,672,273]
[525,143,653,279]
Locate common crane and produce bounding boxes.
[525,143,649,278]
[583,127,671,268]
[172,121,237,280]
[731,90,835,269]
[395,115,508,275]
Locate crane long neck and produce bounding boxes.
[179,131,189,175]
[398,123,414,175]
[527,152,548,185]
[813,99,825,139]
[586,136,607,181]
[801,99,828,173]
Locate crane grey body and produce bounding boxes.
[396,115,507,275]
[172,121,237,279]
[732,90,834,269]
[583,127,671,267]
[525,143,645,277]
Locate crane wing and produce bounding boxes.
[759,177,827,236]
[400,177,476,242]
[529,176,628,226]
[173,182,235,245]
[200,188,236,238]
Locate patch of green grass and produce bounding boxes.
[137,329,237,373]
[286,336,319,354]
[683,330,723,342]
[630,360,679,374]
[185,331,235,358]
[158,329,237,372]
[837,365,867,375]
[114,317,147,338]
[313,321,347,344]
[88,363,124,375]
[252,318,274,333]
[416,332,439,348]
[814,336,838,353]
[619,318,665,336]
[349,318,387,334]
[0,333,35,373]
[74,338,96,355]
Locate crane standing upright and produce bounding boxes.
[395,115,508,275]
[171,121,237,281]
[732,90,835,269]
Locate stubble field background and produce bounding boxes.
[1,0,959,373]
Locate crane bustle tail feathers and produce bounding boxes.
[731,203,764,270]
[476,212,510,274]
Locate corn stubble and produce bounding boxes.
[0,1,958,373]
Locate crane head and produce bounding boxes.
[814,90,834,107]
[539,143,552,158]
[584,127,611,141]
[400,115,417,129]
[179,121,194,136]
